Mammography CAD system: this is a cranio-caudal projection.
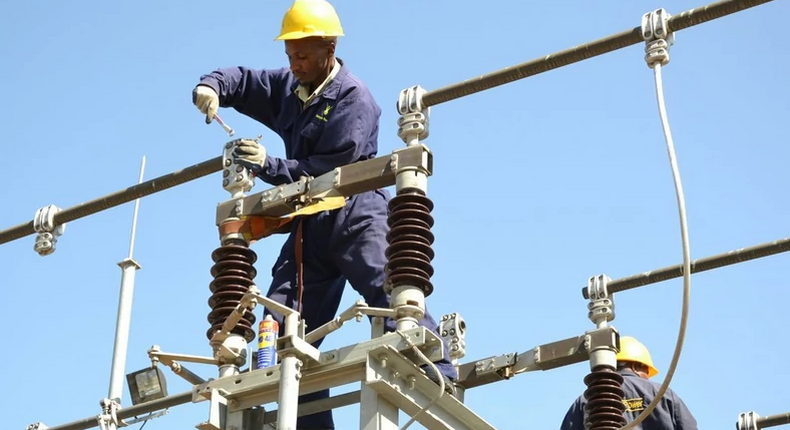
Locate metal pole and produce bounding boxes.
[420,0,775,108]
[277,312,302,430]
[0,155,222,245]
[107,156,146,403]
[581,236,790,298]
[760,412,790,428]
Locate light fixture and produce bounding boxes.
[126,366,168,405]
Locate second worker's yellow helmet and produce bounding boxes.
[276,0,344,41]
[616,336,660,378]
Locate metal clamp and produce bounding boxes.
[641,8,674,68]
[32,204,65,256]
[737,411,760,430]
[440,313,467,361]
[221,138,257,199]
[586,274,615,327]
[98,398,122,430]
[397,85,430,145]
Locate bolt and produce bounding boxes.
[236,174,243,182]
[224,159,232,167]
[226,142,233,149]
[407,375,416,390]
[379,354,388,368]
[236,165,244,173]
[441,330,448,336]
[223,169,230,178]
[450,328,456,336]
[223,178,230,187]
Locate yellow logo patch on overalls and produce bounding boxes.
[316,104,333,122]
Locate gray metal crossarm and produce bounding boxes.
[456,327,619,389]
[215,144,433,223]
[193,327,444,412]
[0,156,223,246]
[419,0,776,108]
[581,236,790,298]
[366,345,499,430]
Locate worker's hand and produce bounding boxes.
[233,139,268,173]
[192,85,219,124]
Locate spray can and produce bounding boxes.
[257,314,279,369]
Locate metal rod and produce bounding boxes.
[760,412,790,428]
[108,156,146,404]
[420,0,775,108]
[42,391,193,430]
[0,155,222,245]
[582,236,790,298]
[170,362,208,385]
[127,155,146,259]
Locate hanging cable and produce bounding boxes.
[621,9,692,430]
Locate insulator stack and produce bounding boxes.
[384,188,436,297]
[207,240,258,343]
[582,365,627,430]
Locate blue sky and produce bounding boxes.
[2,0,788,429]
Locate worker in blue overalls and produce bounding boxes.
[560,336,698,430]
[192,1,457,428]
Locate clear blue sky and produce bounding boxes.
[2,0,788,429]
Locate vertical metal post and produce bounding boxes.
[277,312,302,430]
[360,317,400,430]
[108,156,146,403]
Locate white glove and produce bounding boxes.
[233,139,268,173]
[193,85,219,124]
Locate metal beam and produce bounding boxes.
[36,390,193,430]
[456,327,618,389]
[366,346,498,430]
[193,327,444,412]
[0,156,223,246]
[581,236,790,298]
[215,145,433,223]
[420,0,776,108]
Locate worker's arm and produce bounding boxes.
[671,392,699,430]
[559,396,587,430]
[258,86,379,185]
[196,66,291,130]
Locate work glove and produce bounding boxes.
[233,139,267,173]
[192,85,219,124]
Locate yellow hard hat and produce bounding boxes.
[276,0,344,41]
[616,336,660,378]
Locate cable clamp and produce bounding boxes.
[396,85,430,144]
[736,411,760,430]
[641,8,674,68]
[586,274,615,326]
[33,204,65,256]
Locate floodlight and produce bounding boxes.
[126,366,168,405]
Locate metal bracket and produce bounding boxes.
[277,334,322,364]
[33,204,64,256]
[736,411,760,430]
[440,312,467,361]
[193,327,444,412]
[587,274,615,327]
[26,423,49,430]
[221,138,256,199]
[365,345,497,430]
[397,85,430,145]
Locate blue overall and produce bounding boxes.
[199,59,456,430]
[560,369,698,430]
